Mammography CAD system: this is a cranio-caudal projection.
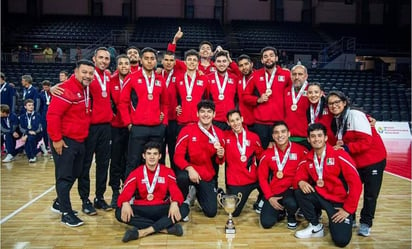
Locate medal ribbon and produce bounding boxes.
[142,70,155,95]
[273,142,291,172]
[0,83,6,92]
[235,128,247,157]
[264,68,276,91]
[214,72,228,97]
[84,87,90,113]
[45,91,51,104]
[26,112,33,129]
[198,122,218,144]
[291,81,308,106]
[310,102,321,124]
[313,147,326,180]
[143,164,160,195]
[94,71,107,94]
[336,107,350,140]
[184,72,196,98]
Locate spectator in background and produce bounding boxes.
[55,45,63,63]
[278,50,289,68]
[76,47,82,61]
[43,45,54,63]
[39,80,52,155]
[311,58,318,69]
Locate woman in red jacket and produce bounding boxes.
[326,91,387,237]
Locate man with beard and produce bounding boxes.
[126,46,141,73]
[243,47,292,149]
[236,54,255,129]
[284,65,311,149]
[109,54,131,208]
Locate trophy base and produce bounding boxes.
[225,228,236,234]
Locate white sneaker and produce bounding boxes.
[2,154,14,163]
[29,157,37,163]
[40,143,48,156]
[182,215,190,222]
[295,223,324,239]
[184,185,197,206]
[358,223,371,237]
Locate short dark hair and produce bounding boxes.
[42,80,51,86]
[143,141,162,154]
[214,50,229,59]
[0,72,5,80]
[260,46,278,58]
[307,123,327,137]
[226,109,241,120]
[126,46,140,54]
[272,120,289,132]
[184,49,199,60]
[94,47,109,56]
[197,99,215,112]
[308,81,323,90]
[76,59,94,68]
[237,54,251,64]
[116,54,129,64]
[199,41,213,50]
[140,47,158,58]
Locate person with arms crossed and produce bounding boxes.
[116,142,189,242]
[47,59,94,227]
[174,100,225,218]
[258,121,307,229]
[294,123,362,247]
[327,91,387,237]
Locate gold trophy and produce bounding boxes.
[217,192,242,234]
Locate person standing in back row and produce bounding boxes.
[78,47,114,216]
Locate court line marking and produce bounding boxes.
[0,185,55,225]
[385,171,412,182]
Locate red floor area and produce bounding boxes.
[383,139,411,180]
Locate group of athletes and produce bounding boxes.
[1,27,387,247]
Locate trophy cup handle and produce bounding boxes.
[217,193,224,208]
[235,192,243,208]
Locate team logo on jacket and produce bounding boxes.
[259,76,264,81]
[192,137,197,142]
[172,77,176,82]
[155,80,161,86]
[326,158,335,165]
[309,163,313,168]
[114,86,119,90]
[278,76,285,82]
[138,79,142,83]
[211,80,215,84]
[158,177,165,183]
[197,80,203,86]
[77,93,82,98]
[226,139,231,144]
[228,79,233,84]
[289,153,297,160]
[210,67,216,72]
[179,81,183,85]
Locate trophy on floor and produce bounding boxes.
[217,192,242,234]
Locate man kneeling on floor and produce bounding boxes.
[115,141,189,242]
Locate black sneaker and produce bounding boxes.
[110,192,119,209]
[82,199,97,215]
[167,224,183,236]
[61,212,84,227]
[94,198,113,211]
[122,227,139,243]
[51,199,78,216]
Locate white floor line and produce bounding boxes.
[0,185,55,225]
[385,171,412,182]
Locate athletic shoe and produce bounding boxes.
[287,222,298,230]
[253,200,264,214]
[40,143,48,156]
[358,223,371,237]
[167,224,183,236]
[182,215,190,222]
[122,227,139,242]
[51,199,78,215]
[28,157,37,163]
[61,212,84,227]
[278,210,286,221]
[110,192,119,209]
[295,223,324,239]
[184,185,196,206]
[94,198,112,211]
[352,220,358,228]
[82,199,97,215]
[2,154,14,163]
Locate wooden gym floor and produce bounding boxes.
[1,153,411,249]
